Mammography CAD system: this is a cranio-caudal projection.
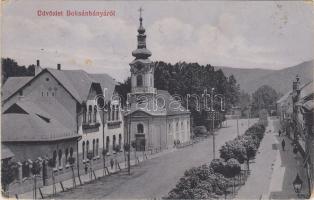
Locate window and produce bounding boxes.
[96,139,99,156]
[118,134,122,149]
[58,149,62,167]
[88,105,92,123]
[137,124,144,133]
[111,105,115,121]
[19,90,23,96]
[150,75,153,86]
[92,139,95,157]
[86,140,89,156]
[137,75,143,87]
[52,92,55,96]
[113,135,116,150]
[181,121,184,130]
[46,77,49,81]
[94,106,97,122]
[176,122,179,131]
[42,92,44,96]
[116,105,119,120]
[108,106,111,121]
[106,136,110,152]
[83,105,87,123]
[82,141,85,160]
[47,92,49,97]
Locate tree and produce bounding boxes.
[31,160,42,199]
[47,158,56,195]
[68,157,76,187]
[251,85,278,117]
[1,58,35,84]
[1,160,18,196]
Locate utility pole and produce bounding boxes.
[237,115,239,136]
[128,113,131,175]
[211,88,216,159]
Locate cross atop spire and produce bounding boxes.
[138,7,143,19]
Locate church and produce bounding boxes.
[124,9,191,152]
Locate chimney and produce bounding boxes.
[57,64,61,70]
[34,59,42,76]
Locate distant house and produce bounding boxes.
[225,106,241,119]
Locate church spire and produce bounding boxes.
[132,7,152,59]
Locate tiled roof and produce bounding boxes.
[1,77,33,101]
[88,73,116,102]
[2,101,80,142]
[2,68,117,104]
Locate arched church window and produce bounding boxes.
[137,123,144,133]
[137,75,143,87]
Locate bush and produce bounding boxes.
[193,126,208,137]
[210,159,225,175]
[224,158,241,178]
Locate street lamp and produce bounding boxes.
[293,174,303,197]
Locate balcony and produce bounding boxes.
[131,87,157,94]
[107,120,122,129]
[82,122,101,130]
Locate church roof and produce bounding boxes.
[2,101,80,142]
[157,90,190,116]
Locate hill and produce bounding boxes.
[216,60,313,94]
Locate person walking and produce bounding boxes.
[281,139,286,151]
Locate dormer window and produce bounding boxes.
[19,90,23,96]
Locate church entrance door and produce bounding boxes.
[135,134,146,151]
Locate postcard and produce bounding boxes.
[1,0,313,199]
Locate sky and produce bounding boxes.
[2,0,313,81]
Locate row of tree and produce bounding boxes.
[238,85,280,118]
[167,122,266,199]
[219,122,266,169]
[2,58,35,84]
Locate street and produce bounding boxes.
[54,118,257,199]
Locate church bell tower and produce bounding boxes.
[129,8,156,107]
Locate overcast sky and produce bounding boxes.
[2,0,313,81]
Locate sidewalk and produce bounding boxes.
[17,145,180,199]
[267,120,309,199]
[236,119,278,199]
[236,118,309,199]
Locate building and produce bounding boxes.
[291,75,314,198]
[1,62,124,193]
[124,11,191,152]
